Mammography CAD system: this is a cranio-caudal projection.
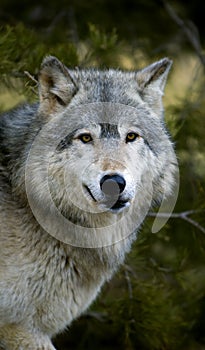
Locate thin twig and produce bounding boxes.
[24,71,38,85]
[148,210,205,234]
[84,311,108,322]
[24,71,39,96]
[45,11,67,34]
[124,267,133,299]
[163,1,205,67]
[67,6,79,44]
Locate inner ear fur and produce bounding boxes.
[136,58,172,92]
[136,58,172,117]
[38,56,78,115]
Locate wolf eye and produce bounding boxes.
[126,132,140,143]
[78,133,93,143]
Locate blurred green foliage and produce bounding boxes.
[0,1,205,349]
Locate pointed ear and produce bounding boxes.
[136,58,172,117]
[38,56,78,115]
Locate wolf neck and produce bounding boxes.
[14,201,134,272]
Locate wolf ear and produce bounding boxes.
[38,56,78,115]
[136,58,172,117]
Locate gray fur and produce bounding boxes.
[0,56,176,349]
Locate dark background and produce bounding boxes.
[0,1,205,349]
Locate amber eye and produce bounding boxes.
[126,132,140,143]
[78,133,93,143]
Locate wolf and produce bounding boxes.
[0,56,176,349]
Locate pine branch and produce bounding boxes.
[163,1,205,67]
[148,210,205,234]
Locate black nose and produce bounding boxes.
[100,174,126,197]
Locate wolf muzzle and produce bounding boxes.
[100,174,128,212]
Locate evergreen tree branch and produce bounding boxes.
[148,210,205,234]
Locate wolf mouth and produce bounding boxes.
[110,199,130,211]
[83,185,130,213]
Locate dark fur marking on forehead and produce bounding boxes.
[100,123,120,139]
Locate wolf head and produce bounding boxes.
[25,56,177,247]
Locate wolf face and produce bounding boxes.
[49,115,156,213]
[51,119,141,214]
